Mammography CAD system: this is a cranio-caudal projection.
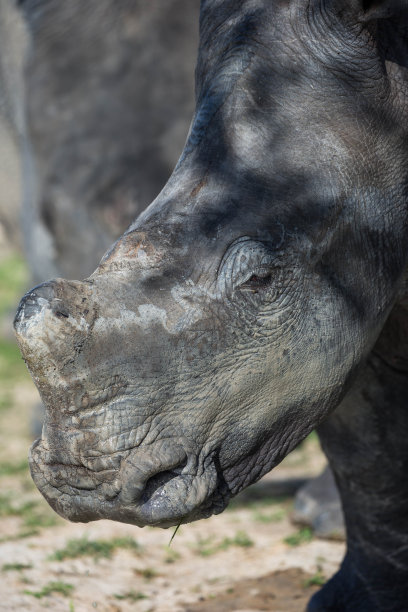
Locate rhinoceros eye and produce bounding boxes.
[217,236,285,299]
[240,270,273,292]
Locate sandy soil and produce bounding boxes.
[0,379,345,612]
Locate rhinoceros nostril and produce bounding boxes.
[142,458,188,503]
[120,452,188,505]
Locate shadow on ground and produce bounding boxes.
[183,568,320,611]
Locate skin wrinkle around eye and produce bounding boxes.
[217,236,290,298]
[218,240,301,324]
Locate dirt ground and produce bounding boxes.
[0,251,345,612]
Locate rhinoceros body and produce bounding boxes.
[14,1,408,610]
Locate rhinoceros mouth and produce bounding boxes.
[29,437,225,527]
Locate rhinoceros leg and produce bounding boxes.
[308,303,408,611]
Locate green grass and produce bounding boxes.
[15,529,41,539]
[303,570,326,588]
[114,590,147,601]
[50,536,142,561]
[22,510,58,530]
[194,531,254,557]
[2,562,33,572]
[164,547,181,564]
[0,492,58,534]
[0,337,28,383]
[284,527,314,547]
[0,253,29,387]
[134,567,158,580]
[0,393,12,411]
[0,493,36,517]
[253,508,286,523]
[224,531,254,548]
[0,253,27,318]
[194,536,217,557]
[24,581,74,599]
[0,459,29,476]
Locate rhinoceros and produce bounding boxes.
[17,0,199,284]
[14,0,408,610]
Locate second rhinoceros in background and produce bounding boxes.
[19,0,199,283]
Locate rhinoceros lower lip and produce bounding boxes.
[29,439,223,527]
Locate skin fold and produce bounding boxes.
[14,0,408,609]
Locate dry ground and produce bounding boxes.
[0,252,344,612]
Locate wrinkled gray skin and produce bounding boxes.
[14,0,408,610]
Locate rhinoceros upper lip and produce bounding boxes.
[29,437,224,527]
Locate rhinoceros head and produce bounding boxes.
[15,0,408,527]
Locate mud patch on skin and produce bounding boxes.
[182,568,321,611]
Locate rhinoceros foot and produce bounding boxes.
[307,556,378,612]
